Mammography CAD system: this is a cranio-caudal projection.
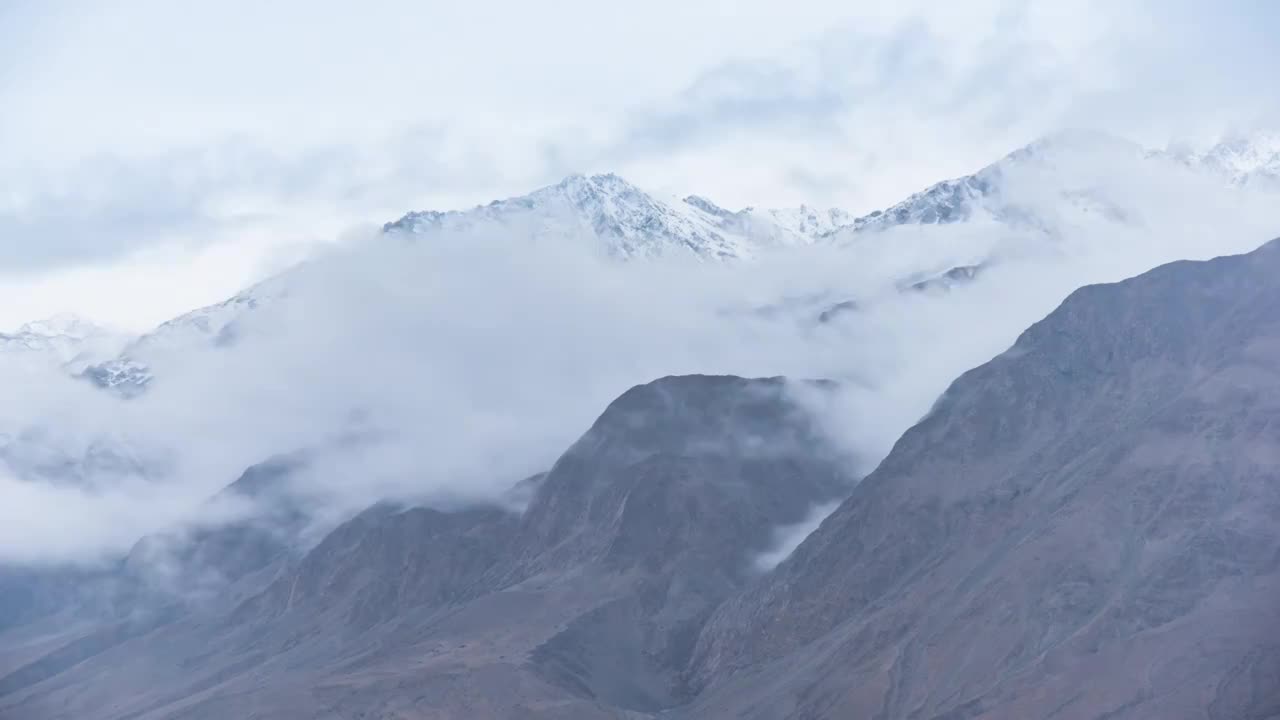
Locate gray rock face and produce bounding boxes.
[0,375,852,719]
[508,376,851,711]
[687,238,1280,719]
[242,503,517,630]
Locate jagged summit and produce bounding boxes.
[384,172,850,261]
[843,129,1147,234]
[381,129,1280,258]
[1166,130,1280,187]
[0,313,128,369]
[837,128,1280,242]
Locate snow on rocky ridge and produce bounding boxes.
[1166,131,1280,188]
[843,130,1280,236]
[384,172,851,261]
[78,175,858,394]
[82,278,290,395]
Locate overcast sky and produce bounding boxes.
[1,0,1278,331]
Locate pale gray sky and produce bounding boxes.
[1,0,1276,330]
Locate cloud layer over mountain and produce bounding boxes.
[2,133,1278,566]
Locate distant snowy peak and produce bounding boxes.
[393,140,1167,257]
[690,197,856,246]
[840,129,1280,239]
[761,205,856,237]
[83,278,288,395]
[1166,132,1280,187]
[849,173,996,232]
[384,172,849,260]
[384,129,1274,256]
[386,173,741,260]
[0,313,128,370]
[844,130,1152,235]
[87,177,853,395]
[13,313,106,341]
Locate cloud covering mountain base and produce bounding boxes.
[1,133,1279,569]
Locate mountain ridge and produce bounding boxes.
[684,237,1280,719]
[384,171,852,261]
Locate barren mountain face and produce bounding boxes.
[688,239,1280,719]
[0,376,853,719]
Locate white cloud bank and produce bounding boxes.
[1,139,1278,565]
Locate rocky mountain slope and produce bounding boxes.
[686,238,1280,719]
[0,375,853,719]
[1167,131,1280,188]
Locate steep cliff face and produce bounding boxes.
[688,239,1280,719]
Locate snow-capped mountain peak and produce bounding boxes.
[840,129,1274,237]
[81,278,289,395]
[384,172,850,261]
[85,174,857,397]
[1167,131,1280,187]
[13,313,107,341]
[0,313,128,369]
